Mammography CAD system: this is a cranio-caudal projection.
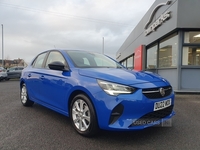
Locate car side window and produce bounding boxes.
[32,52,47,68]
[18,68,23,70]
[45,51,67,69]
[9,68,15,71]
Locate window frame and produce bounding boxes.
[184,31,200,44]
[32,52,48,69]
[158,33,178,68]
[126,55,134,70]
[44,50,68,69]
[146,43,158,69]
[145,32,178,70]
[182,31,200,67]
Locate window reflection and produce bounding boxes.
[159,33,178,68]
[182,47,200,65]
[147,45,157,69]
[121,60,127,67]
[127,56,133,69]
[184,31,200,43]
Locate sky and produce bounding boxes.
[0,0,155,64]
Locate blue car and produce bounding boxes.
[20,50,175,136]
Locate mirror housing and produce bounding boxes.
[48,61,68,71]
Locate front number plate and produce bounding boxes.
[154,99,171,111]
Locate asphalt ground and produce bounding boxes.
[0,80,200,150]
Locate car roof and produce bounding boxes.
[41,49,100,54]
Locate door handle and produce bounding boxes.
[28,74,31,77]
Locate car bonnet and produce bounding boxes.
[78,68,166,85]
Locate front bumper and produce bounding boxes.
[93,88,175,131]
[0,75,7,80]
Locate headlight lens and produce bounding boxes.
[97,79,136,96]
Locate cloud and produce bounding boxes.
[0,0,155,64]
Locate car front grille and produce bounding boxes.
[142,86,172,99]
[129,105,173,127]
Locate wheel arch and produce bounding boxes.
[68,90,94,111]
[20,80,25,89]
[67,89,99,126]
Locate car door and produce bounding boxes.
[39,51,72,111]
[9,67,20,78]
[15,67,24,78]
[25,52,48,101]
[7,67,15,78]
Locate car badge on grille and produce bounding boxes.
[159,88,165,96]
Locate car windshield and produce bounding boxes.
[66,50,124,68]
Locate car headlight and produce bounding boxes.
[97,79,136,96]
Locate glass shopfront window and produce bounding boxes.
[184,31,200,43]
[183,31,200,66]
[121,59,126,67]
[147,44,157,69]
[159,33,178,68]
[127,56,133,69]
[182,47,200,65]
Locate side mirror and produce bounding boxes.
[48,61,68,71]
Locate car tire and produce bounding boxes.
[70,94,99,137]
[20,83,34,107]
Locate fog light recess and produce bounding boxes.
[109,104,124,125]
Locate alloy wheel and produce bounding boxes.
[72,99,91,131]
[21,85,27,104]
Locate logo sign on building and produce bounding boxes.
[144,0,172,36]
[134,45,143,71]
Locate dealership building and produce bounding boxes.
[116,0,200,92]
